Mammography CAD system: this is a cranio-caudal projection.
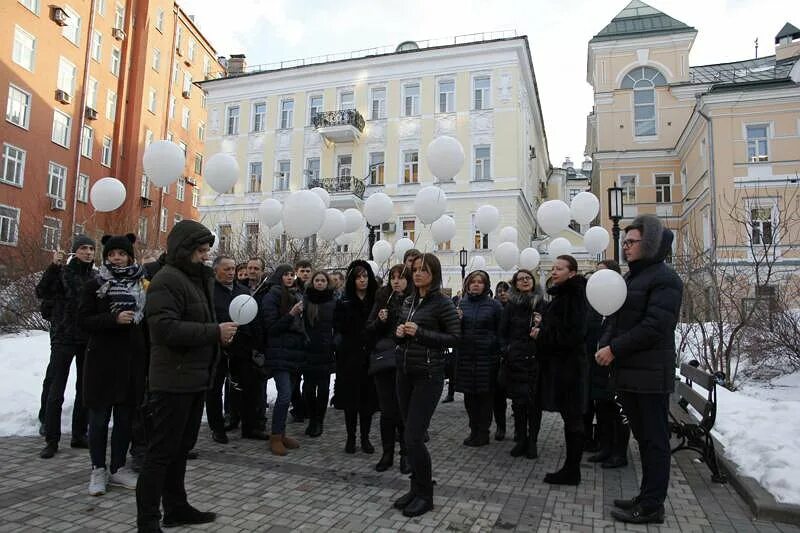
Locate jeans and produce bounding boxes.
[464,392,492,438]
[136,391,204,528]
[43,343,88,444]
[396,370,443,501]
[89,404,132,472]
[205,355,228,433]
[271,371,292,434]
[374,369,404,454]
[302,369,330,422]
[618,391,671,510]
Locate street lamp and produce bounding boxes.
[607,182,624,262]
[367,222,377,260]
[459,247,469,280]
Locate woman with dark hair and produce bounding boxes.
[492,280,511,440]
[393,253,460,517]
[455,270,503,447]
[261,264,304,456]
[334,260,379,454]
[534,254,589,485]
[302,271,336,438]
[500,269,543,459]
[367,264,412,473]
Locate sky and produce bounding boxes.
[179,0,798,168]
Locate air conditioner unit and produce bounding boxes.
[380,222,396,233]
[112,28,126,41]
[52,7,69,26]
[55,89,72,104]
[85,107,98,120]
[51,197,67,210]
[181,90,191,99]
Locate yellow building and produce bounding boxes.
[198,33,550,289]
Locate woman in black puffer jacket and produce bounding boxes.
[455,270,503,447]
[302,271,336,439]
[392,253,460,518]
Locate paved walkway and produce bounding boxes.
[1,394,798,533]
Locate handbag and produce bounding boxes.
[369,338,397,375]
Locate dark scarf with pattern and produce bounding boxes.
[96,261,147,323]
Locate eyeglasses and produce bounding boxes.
[621,239,641,248]
[516,276,533,282]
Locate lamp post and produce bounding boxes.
[607,182,624,262]
[459,247,469,280]
[367,223,377,260]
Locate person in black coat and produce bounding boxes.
[393,253,460,518]
[366,264,412,473]
[534,255,588,486]
[302,270,336,438]
[499,269,543,459]
[492,281,511,440]
[79,234,147,495]
[455,270,503,447]
[334,260,379,454]
[596,215,683,525]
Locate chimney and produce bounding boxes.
[775,22,800,61]
[227,54,247,75]
[562,156,573,169]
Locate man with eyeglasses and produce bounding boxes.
[595,214,683,525]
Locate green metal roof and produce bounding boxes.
[775,22,800,43]
[591,0,695,43]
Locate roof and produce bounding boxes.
[687,55,798,86]
[775,22,800,43]
[591,0,695,43]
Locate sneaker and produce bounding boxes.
[88,467,107,496]
[109,466,138,489]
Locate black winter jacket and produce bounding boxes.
[214,280,259,362]
[499,289,542,400]
[36,259,96,345]
[455,291,503,394]
[261,284,306,373]
[303,288,336,373]
[366,289,408,373]
[395,289,460,378]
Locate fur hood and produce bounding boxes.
[628,214,665,261]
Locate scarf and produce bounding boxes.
[96,262,147,324]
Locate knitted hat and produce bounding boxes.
[101,233,136,260]
[71,234,96,253]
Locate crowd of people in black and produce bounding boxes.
[34,213,682,530]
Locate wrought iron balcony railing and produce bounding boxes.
[311,109,365,132]
[308,176,365,199]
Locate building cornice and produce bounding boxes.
[593,149,678,162]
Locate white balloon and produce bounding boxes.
[334,232,351,246]
[570,192,600,225]
[205,153,240,193]
[229,294,258,325]
[89,177,126,212]
[143,140,184,187]
[426,135,465,180]
[394,238,415,260]
[548,237,572,258]
[586,269,628,316]
[271,221,284,235]
[282,190,325,239]
[367,260,380,277]
[470,255,487,271]
[372,240,393,263]
[430,215,456,244]
[318,208,346,241]
[311,187,330,208]
[583,226,610,255]
[343,208,363,233]
[475,205,500,234]
[519,247,541,270]
[537,200,571,236]
[364,193,394,226]
[258,198,283,227]
[498,226,518,244]
[495,242,520,271]
[414,186,447,225]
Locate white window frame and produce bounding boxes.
[80,125,93,158]
[337,155,352,178]
[437,78,455,113]
[368,152,384,185]
[192,186,199,207]
[654,173,673,203]
[77,173,89,203]
[187,39,196,62]
[275,160,290,191]
[6,84,32,129]
[225,104,240,135]
[1,143,26,187]
[197,122,205,141]
[61,5,81,45]
[152,48,161,71]
[147,87,157,113]
[95,0,105,17]
[473,145,491,181]
[193,153,203,174]
[308,95,323,125]
[402,83,420,117]
[401,150,419,184]
[159,207,168,232]
[19,0,40,15]
[168,96,176,119]
[181,107,190,130]
[471,213,489,250]
[110,47,121,76]
[12,26,36,72]
[114,3,124,29]
[47,162,67,199]
[176,177,185,201]
[91,31,102,62]
[247,161,263,193]
[137,217,148,245]
[305,158,320,187]
[338,90,354,111]
[400,218,416,242]
[87,77,98,109]
[370,87,386,120]
[182,72,192,94]
[252,101,266,133]
[746,198,779,249]
[155,9,164,32]
[57,57,77,96]
[51,110,72,148]
[144,129,153,148]
[101,136,112,167]
[245,223,260,255]
[472,75,491,111]
[42,217,62,251]
[746,124,770,162]
[106,90,117,121]
[279,98,294,130]
[0,204,21,246]
[619,174,637,205]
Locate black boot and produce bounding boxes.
[360,411,374,453]
[526,409,538,459]
[377,417,395,470]
[345,409,357,453]
[399,454,411,474]
[510,404,528,457]
[345,433,356,454]
[544,430,583,485]
[375,450,393,472]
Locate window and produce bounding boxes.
[80,126,93,158]
[280,99,293,129]
[95,0,105,16]
[176,177,185,201]
[148,88,157,113]
[42,217,61,251]
[106,90,117,121]
[302,235,317,255]
[473,214,489,249]
[6,85,31,128]
[19,0,39,15]
[87,78,98,109]
[197,122,205,141]
[77,173,89,202]
[160,207,168,232]
[655,173,672,203]
[746,125,769,162]
[474,145,490,180]
[187,39,196,62]
[47,162,67,199]
[181,107,190,129]
[337,155,352,178]
[193,153,203,174]
[140,174,150,198]
[702,207,711,251]
[57,57,77,96]
[226,105,239,135]
[369,152,384,185]
[402,219,416,241]
[275,161,290,190]
[51,111,71,147]
[680,165,687,193]
[175,26,182,50]
[144,129,153,148]
[12,26,36,71]
[248,162,262,193]
[750,206,775,246]
[245,223,259,255]
[172,63,178,86]
[155,9,164,32]
[619,175,636,204]
[305,158,320,186]
[203,56,210,77]
[91,31,102,61]
[473,76,490,110]
[110,47,120,76]
[152,48,161,71]
[568,188,582,202]
[308,95,322,124]
[2,144,26,186]
[168,96,175,119]
[402,151,419,184]
[138,217,148,245]
[0,205,20,245]
[192,186,199,207]
[114,3,124,29]
[61,6,81,45]
[217,224,232,254]
[339,91,354,110]
[182,72,192,94]
[438,79,455,113]
[178,141,187,157]
[621,67,666,138]
[101,136,112,166]
[252,102,266,133]
[370,87,386,120]
[403,84,420,116]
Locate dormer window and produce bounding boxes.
[621,67,666,137]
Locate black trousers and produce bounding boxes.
[302,369,330,423]
[491,369,507,431]
[43,343,88,444]
[464,392,492,438]
[618,391,670,510]
[205,355,228,433]
[290,371,305,419]
[397,370,443,502]
[88,404,132,472]
[136,391,205,528]
[374,369,404,454]
[229,356,266,433]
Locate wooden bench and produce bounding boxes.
[669,362,727,483]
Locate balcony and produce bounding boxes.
[312,109,365,143]
[307,176,365,209]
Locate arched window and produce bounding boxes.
[621,67,667,137]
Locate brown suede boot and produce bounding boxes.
[282,434,300,449]
[270,434,287,456]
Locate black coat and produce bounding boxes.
[260,284,306,373]
[499,290,542,400]
[366,289,407,374]
[585,307,611,400]
[334,293,378,411]
[36,259,96,345]
[214,281,259,362]
[537,275,588,415]
[455,293,503,394]
[303,289,336,374]
[78,276,147,408]
[395,289,460,378]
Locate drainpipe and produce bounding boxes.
[696,97,718,262]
